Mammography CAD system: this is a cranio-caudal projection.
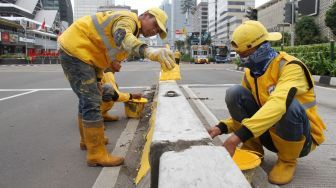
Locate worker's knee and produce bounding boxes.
[102,84,119,102]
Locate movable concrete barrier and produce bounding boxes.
[149,81,251,188]
[159,146,251,188]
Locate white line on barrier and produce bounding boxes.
[92,119,140,188]
[182,85,219,126]
[0,90,38,101]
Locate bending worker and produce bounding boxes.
[101,61,142,122]
[208,21,326,185]
[59,8,175,167]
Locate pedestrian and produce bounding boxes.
[174,50,181,65]
[100,61,142,122]
[207,20,326,185]
[58,7,175,167]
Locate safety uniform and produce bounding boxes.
[59,10,144,70]
[174,51,181,64]
[100,71,131,121]
[220,51,326,146]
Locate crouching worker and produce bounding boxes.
[207,21,326,185]
[101,61,142,121]
[59,7,175,167]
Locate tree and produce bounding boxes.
[325,1,336,36]
[180,0,197,24]
[174,40,185,52]
[295,16,324,45]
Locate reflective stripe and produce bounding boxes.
[302,100,316,110]
[278,59,286,75]
[244,74,251,90]
[91,15,120,62]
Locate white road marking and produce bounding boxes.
[0,86,150,92]
[92,119,140,188]
[0,90,38,101]
[225,68,244,74]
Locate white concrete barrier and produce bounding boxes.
[159,146,251,188]
[149,81,251,188]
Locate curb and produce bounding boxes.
[236,66,336,87]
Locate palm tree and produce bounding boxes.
[180,0,197,24]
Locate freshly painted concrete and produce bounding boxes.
[159,146,251,188]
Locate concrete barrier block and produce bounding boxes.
[150,81,212,188]
[159,146,251,188]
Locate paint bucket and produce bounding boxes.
[124,98,148,118]
[232,148,262,183]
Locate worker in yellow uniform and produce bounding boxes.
[101,61,142,121]
[174,50,181,65]
[207,21,326,185]
[58,8,175,167]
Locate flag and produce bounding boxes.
[39,19,45,31]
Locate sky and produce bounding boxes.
[70,0,270,14]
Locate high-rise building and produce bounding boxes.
[190,1,208,33]
[159,0,195,48]
[209,0,255,46]
[74,0,114,20]
[257,0,335,41]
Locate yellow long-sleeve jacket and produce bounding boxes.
[220,52,326,145]
[58,10,145,73]
[101,71,131,102]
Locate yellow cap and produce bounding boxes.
[231,20,282,53]
[147,7,168,39]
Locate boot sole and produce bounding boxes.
[87,161,124,167]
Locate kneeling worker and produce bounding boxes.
[101,61,142,121]
[208,20,326,185]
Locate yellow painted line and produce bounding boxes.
[135,103,157,184]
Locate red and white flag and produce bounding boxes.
[39,19,45,31]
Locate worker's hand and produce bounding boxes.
[144,47,175,71]
[131,93,142,99]
[207,126,221,139]
[223,134,241,157]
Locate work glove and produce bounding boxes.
[144,47,175,71]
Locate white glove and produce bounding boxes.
[144,47,176,71]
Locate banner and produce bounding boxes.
[1,32,9,43]
[9,34,18,43]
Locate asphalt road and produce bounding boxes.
[0,61,334,188]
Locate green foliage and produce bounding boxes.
[295,16,324,45]
[174,40,185,52]
[271,32,291,47]
[181,54,194,62]
[274,43,336,77]
[325,1,336,35]
[0,54,26,59]
[233,57,243,67]
[180,0,197,15]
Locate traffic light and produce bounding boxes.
[283,3,293,24]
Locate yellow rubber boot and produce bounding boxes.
[268,131,306,185]
[83,121,124,167]
[79,116,109,150]
[101,101,119,122]
[241,137,264,157]
[78,114,86,150]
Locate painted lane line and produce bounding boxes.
[92,119,140,188]
[0,90,38,101]
[0,86,151,92]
